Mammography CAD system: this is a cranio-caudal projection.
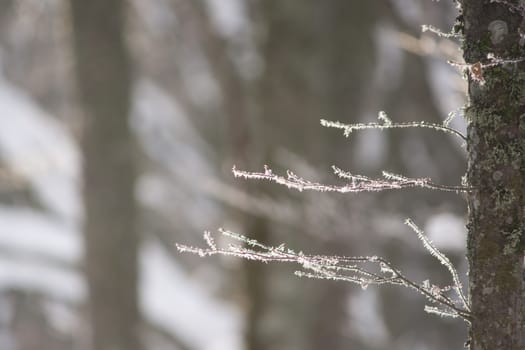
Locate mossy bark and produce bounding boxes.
[458,1,525,348]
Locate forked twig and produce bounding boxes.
[232,165,473,194]
[177,220,471,322]
[320,112,467,142]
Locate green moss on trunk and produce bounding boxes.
[458,0,525,348]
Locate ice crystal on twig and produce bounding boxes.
[178,109,473,323]
[320,111,467,142]
[449,55,525,85]
[177,223,471,322]
[232,165,472,194]
[424,305,462,319]
[443,110,458,127]
[421,24,461,38]
[377,110,392,125]
[234,111,474,193]
[405,219,470,311]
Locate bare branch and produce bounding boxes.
[177,225,472,322]
[405,219,470,313]
[449,56,525,86]
[232,165,472,194]
[421,24,461,38]
[320,112,467,142]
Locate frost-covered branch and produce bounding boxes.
[320,111,467,142]
[232,165,472,194]
[178,109,473,323]
[405,218,470,312]
[449,55,525,85]
[230,111,471,194]
[177,220,471,322]
[421,24,461,38]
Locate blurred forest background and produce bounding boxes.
[0,0,470,349]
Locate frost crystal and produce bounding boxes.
[177,223,471,322]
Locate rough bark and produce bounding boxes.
[69,1,142,350]
[458,1,525,348]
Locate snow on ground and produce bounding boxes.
[131,79,222,229]
[131,79,213,179]
[133,79,241,349]
[0,253,84,303]
[141,240,242,350]
[0,206,242,350]
[0,68,241,348]
[0,207,83,303]
[0,68,81,223]
[0,60,84,300]
[0,205,80,264]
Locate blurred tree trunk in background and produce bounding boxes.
[249,2,380,349]
[69,1,142,350]
[253,1,379,167]
[169,2,271,350]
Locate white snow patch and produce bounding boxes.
[0,205,80,264]
[43,299,81,335]
[0,67,239,349]
[0,72,81,222]
[140,240,242,350]
[0,256,84,302]
[131,79,212,178]
[425,213,466,251]
[205,0,247,38]
[131,80,220,228]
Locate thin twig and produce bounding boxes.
[320,118,467,142]
[405,219,470,312]
[177,226,472,322]
[232,165,473,194]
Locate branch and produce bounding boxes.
[232,165,472,194]
[421,24,461,38]
[449,56,525,85]
[177,225,472,322]
[405,219,470,314]
[320,111,467,142]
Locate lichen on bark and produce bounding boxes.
[458,0,525,348]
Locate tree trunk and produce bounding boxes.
[69,1,142,350]
[459,1,525,348]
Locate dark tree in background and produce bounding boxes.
[178,1,525,348]
[249,3,380,349]
[459,1,525,348]
[69,1,142,350]
[8,0,525,348]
